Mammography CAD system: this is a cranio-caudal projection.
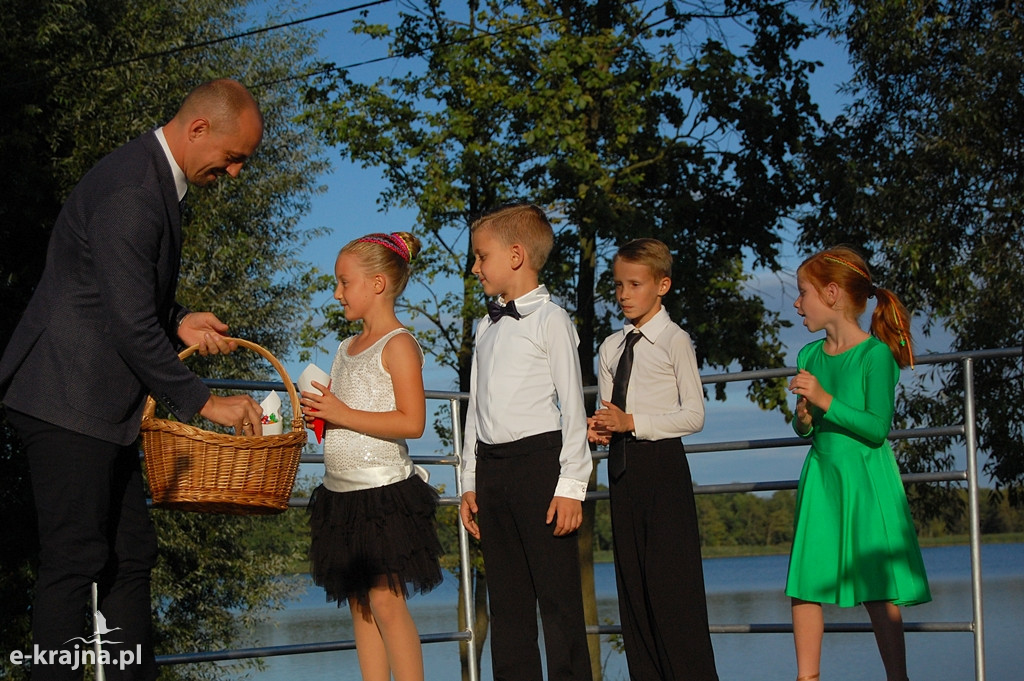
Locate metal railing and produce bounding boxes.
[148,346,1020,681]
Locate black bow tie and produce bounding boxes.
[487,299,522,323]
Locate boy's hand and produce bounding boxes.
[587,415,611,445]
[460,492,481,540]
[591,401,634,435]
[546,496,583,536]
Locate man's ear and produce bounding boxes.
[187,117,210,142]
[657,276,671,296]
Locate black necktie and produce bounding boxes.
[608,330,642,480]
[487,299,521,323]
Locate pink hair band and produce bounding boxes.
[358,233,410,262]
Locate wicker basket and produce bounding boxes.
[141,338,307,515]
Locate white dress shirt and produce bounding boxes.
[462,285,592,500]
[597,306,705,440]
[154,127,188,202]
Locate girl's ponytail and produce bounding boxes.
[799,245,915,369]
[871,287,914,369]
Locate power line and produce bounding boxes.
[253,14,565,90]
[4,0,393,90]
[99,0,394,73]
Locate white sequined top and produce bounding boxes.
[321,328,424,493]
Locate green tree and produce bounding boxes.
[304,3,821,677]
[0,1,328,678]
[801,0,1024,508]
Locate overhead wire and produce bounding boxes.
[3,0,392,91]
[253,14,565,89]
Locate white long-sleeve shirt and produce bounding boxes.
[461,285,592,500]
[596,306,705,441]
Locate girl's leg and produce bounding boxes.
[366,577,425,681]
[792,598,823,680]
[349,597,391,681]
[864,600,908,681]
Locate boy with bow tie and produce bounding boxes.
[459,203,593,681]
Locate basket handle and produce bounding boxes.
[141,338,304,433]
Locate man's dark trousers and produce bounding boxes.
[8,410,158,681]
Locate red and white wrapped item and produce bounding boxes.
[298,363,331,443]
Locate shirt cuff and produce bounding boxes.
[175,306,192,327]
[631,413,649,440]
[460,472,477,495]
[554,476,589,501]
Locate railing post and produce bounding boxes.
[93,582,106,681]
[451,397,480,681]
[962,358,986,681]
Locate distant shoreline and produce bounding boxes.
[284,532,1024,573]
[594,531,1024,563]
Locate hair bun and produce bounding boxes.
[392,231,422,260]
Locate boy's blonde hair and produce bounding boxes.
[471,203,554,271]
[613,238,673,280]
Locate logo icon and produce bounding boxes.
[64,611,122,647]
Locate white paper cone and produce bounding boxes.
[298,363,330,395]
[260,390,284,435]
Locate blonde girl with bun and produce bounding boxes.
[301,232,442,681]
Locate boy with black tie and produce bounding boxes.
[459,203,593,681]
[589,238,719,681]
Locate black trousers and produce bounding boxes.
[476,431,592,681]
[609,438,719,681]
[7,410,158,681]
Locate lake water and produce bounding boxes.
[227,543,1022,680]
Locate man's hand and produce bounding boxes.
[200,394,263,436]
[177,312,237,356]
[546,496,583,536]
[460,491,481,540]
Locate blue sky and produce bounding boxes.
[259,1,960,490]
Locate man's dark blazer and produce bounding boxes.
[0,131,211,446]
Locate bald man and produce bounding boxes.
[0,79,264,681]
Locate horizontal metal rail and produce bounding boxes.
[158,631,471,666]
[151,346,1021,679]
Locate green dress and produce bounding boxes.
[785,336,931,607]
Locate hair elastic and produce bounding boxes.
[892,308,915,369]
[358,233,410,262]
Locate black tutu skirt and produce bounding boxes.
[307,474,444,608]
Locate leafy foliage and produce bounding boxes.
[303,3,821,678]
[802,0,1024,504]
[0,1,328,677]
[303,0,820,401]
